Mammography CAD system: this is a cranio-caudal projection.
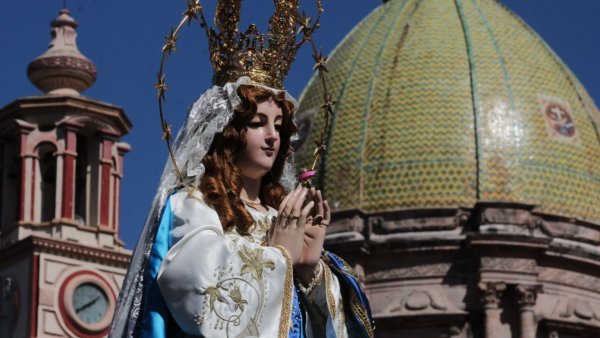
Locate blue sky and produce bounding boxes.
[1,0,599,250]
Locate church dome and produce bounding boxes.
[294,0,600,224]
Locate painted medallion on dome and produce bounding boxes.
[539,95,579,144]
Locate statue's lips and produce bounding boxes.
[261,147,275,156]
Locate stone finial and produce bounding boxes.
[27,8,97,95]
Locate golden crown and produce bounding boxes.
[193,0,322,89]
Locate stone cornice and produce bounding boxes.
[326,203,600,267]
[0,95,131,134]
[0,236,131,268]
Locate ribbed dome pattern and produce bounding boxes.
[294,0,600,223]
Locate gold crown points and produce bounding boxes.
[205,0,324,89]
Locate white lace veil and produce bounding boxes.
[109,76,298,337]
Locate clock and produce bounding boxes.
[72,283,109,324]
[59,270,116,337]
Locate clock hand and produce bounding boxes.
[75,296,101,313]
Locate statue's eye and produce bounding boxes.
[248,121,262,129]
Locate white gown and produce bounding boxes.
[157,189,351,337]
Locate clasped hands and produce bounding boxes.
[268,185,330,286]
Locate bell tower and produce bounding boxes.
[0,8,131,338]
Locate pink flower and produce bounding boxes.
[298,170,317,182]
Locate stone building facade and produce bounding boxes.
[0,9,131,338]
[294,0,600,337]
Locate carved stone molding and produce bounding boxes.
[473,202,536,228]
[368,208,460,234]
[456,210,471,228]
[448,325,463,338]
[28,55,96,74]
[537,213,600,246]
[386,289,451,314]
[480,282,506,309]
[366,263,451,283]
[516,284,542,308]
[65,114,115,134]
[0,96,132,135]
[552,298,600,322]
[480,257,537,274]
[406,290,447,311]
[539,267,600,292]
[326,210,365,238]
[0,236,130,267]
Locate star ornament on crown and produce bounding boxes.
[155,0,334,187]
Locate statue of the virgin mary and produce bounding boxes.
[109,1,373,337]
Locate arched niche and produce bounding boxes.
[35,142,58,223]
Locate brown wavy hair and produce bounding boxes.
[199,85,297,234]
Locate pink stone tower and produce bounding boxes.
[0,8,132,338]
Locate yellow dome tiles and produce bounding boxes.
[294,0,600,224]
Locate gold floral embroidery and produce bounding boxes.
[323,253,372,336]
[274,245,293,338]
[323,263,337,318]
[341,265,360,279]
[193,245,273,334]
[349,291,374,338]
[322,253,360,279]
[256,215,271,233]
[197,286,226,311]
[245,214,272,244]
[194,278,261,333]
[337,297,346,337]
[238,246,276,280]
[228,285,248,311]
[184,199,290,336]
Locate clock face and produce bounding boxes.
[72,283,109,324]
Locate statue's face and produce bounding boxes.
[235,98,282,179]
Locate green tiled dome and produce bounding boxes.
[294,0,600,223]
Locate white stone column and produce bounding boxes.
[516,284,542,338]
[480,282,506,338]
